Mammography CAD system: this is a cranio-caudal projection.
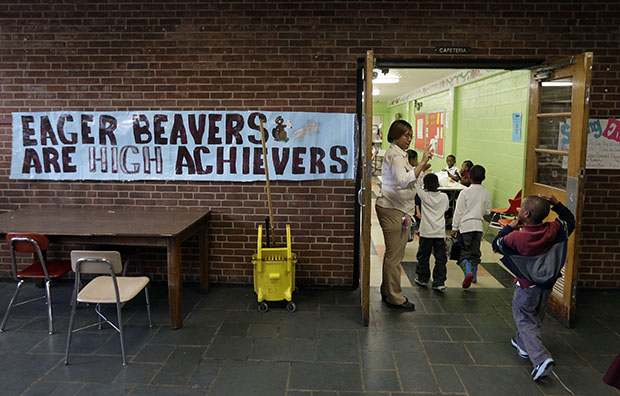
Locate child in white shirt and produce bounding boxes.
[414,173,450,292]
[451,165,492,288]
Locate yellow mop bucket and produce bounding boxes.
[252,224,297,312]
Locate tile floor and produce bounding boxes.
[0,177,618,395]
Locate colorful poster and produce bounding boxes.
[11,111,355,181]
[558,118,620,169]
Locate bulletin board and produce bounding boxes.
[414,111,445,156]
[414,114,426,150]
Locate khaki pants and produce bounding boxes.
[375,204,409,305]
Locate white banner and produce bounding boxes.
[558,118,620,169]
[11,111,356,181]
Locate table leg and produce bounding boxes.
[199,217,210,293]
[167,236,182,329]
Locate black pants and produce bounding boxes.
[416,237,447,287]
[457,231,482,265]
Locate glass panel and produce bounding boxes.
[537,116,571,151]
[536,152,567,189]
[540,77,573,113]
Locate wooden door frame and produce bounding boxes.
[353,57,544,326]
[525,53,593,327]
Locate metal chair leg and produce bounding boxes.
[44,279,54,334]
[64,280,79,365]
[0,280,24,332]
[145,286,152,328]
[115,300,127,365]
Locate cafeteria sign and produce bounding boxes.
[11,111,355,181]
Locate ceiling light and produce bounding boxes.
[541,81,572,87]
[373,69,400,84]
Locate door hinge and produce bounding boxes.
[585,83,591,106]
[580,167,586,179]
[533,59,577,81]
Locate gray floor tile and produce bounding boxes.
[251,337,315,361]
[279,311,318,339]
[318,306,364,330]
[317,330,359,362]
[130,385,207,396]
[217,322,250,336]
[151,346,205,385]
[417,326,450,341]
[466,342,530,365]
[114,362,161,384]
[423,341,474,364]
[22,381,84,396]
[394,351,439,393]
[359,329,422,352]
[362,350,395,370]
[431,364,465,393]
[456,365,543,396]
[248,322,279,337]
[209,360,289,396]
[364,369,401,391]
[446,326,481,341]
[148,325,216,346]
[75,383,135,396]
[413,313,468,327]
[206,335,253,360]
[289,362,362,391]
[188,358,222,387]
[45,355,126,383]
[133,343,175,363]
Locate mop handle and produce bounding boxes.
[259,118,276,247]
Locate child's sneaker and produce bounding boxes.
[460,259,474,288]
[432,284,446,293]
[531,358,555,381]
[510,337,528,359]
[414,277,428,287]
[472,264,478,283]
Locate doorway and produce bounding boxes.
[355,55,592,327]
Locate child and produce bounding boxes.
[450,165,491,288]
[407,149,429,223]
[449,160,473,187]
[413,173,449,292]
[442,155,458,178]
[492,194,575,381]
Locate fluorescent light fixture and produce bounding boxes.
[541,80,572,87]
[373,69,400,84]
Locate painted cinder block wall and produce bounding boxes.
[0,1,618,288]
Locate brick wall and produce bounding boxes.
[1,1,619,287]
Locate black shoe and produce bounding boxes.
[380,293,387,301]
[385,297,415,310]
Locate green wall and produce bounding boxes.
[375,69,530,209]
[454,70,529,208]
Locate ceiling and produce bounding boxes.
[372,68,465,102]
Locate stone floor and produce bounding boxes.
[0,278,619,396]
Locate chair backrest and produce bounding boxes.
[505,191,522,217]
[6,233,49,252]
[70,250,122,274]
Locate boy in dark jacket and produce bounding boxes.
[492,194,575,381]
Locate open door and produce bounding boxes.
[358,50,373,325]
[525,52,593,327]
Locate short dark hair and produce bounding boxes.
[423,173,439,191]
[407,149,418,161]
[524,195,550,223]
[447,154,456,161]
[469,164,485,182]
[462,160,474,170]
[387,120,412,143]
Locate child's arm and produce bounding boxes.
[492,219,519,253]
[539,194,576,238]
[450,193,465,236]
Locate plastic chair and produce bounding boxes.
[483,190,522,239]
[65,251,152,366]
[1,233,71,334]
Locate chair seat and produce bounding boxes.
[17,260,72,278]
[77,276,150,304]
[491,207,509,214]
[497,218,515,228]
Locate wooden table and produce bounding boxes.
[0,208,211,329]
